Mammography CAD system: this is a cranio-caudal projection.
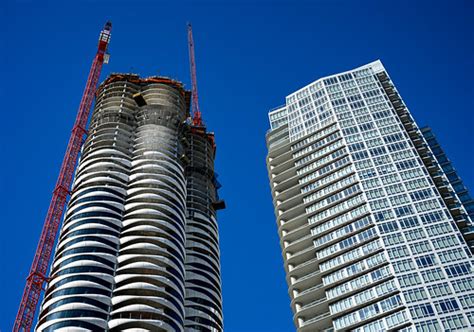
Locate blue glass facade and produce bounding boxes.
[421,127,474,251]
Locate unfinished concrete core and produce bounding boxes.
[36,73,223,332]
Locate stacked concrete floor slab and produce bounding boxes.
[36,74,223,332]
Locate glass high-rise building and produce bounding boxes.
[266,61,474,332]
[36,74,224,332]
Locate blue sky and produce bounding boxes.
[1,0,473,331]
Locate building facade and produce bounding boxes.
[36,74,224,332]
[266,61,474,331]
[421,126,474,251]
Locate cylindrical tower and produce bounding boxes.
[108,82,189,331]
[184,132,224,331]
[36,78,136,331]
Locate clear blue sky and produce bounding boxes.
[1,0,473,331]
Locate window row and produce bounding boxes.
[333,295,402,330]
[313,214,372,248]
[352,309,409,332]
[298,155,352,184]
[330,279,397,315]
[291,123,338,151]
[320,239,381,272]
[306,184,360,214]
[316,227,378,260]
[303,174,358,204]
[293,131,342,161]
[322,252,386,286]
[308,194,365,225]
[325,265,391,300]
[310,204,370,233]
[296,143,345,175]
[300,165,354,193]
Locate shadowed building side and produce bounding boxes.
[420,126,474,252]
[108,82,189,331]
[184,130,224,331]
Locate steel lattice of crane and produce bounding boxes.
[13,21,112,332]
[187,23,204,127]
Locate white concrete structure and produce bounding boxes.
[36,74,223,332]
[266,61,474,332]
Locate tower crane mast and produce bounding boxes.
[187,23,204,127]
[13,21,112,332]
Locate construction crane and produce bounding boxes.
[187,23,204,127]
[13,21,112,332]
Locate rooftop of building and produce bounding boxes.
[268,59,386,117]
[96,72,191,113]
[267,60,388,132]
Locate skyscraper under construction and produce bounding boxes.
[266,60,474,331]
[35,73,224,331]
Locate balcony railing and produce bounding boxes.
[302,311,331,326]
[301,297,327,310]
[298,282,324,296]
[295,270,321,285]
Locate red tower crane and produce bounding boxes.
[187,23,204,127]
[13,21,112,332]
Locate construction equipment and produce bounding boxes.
[13,21,112,332]
[187,23,217,153]
[187,23,204,127]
